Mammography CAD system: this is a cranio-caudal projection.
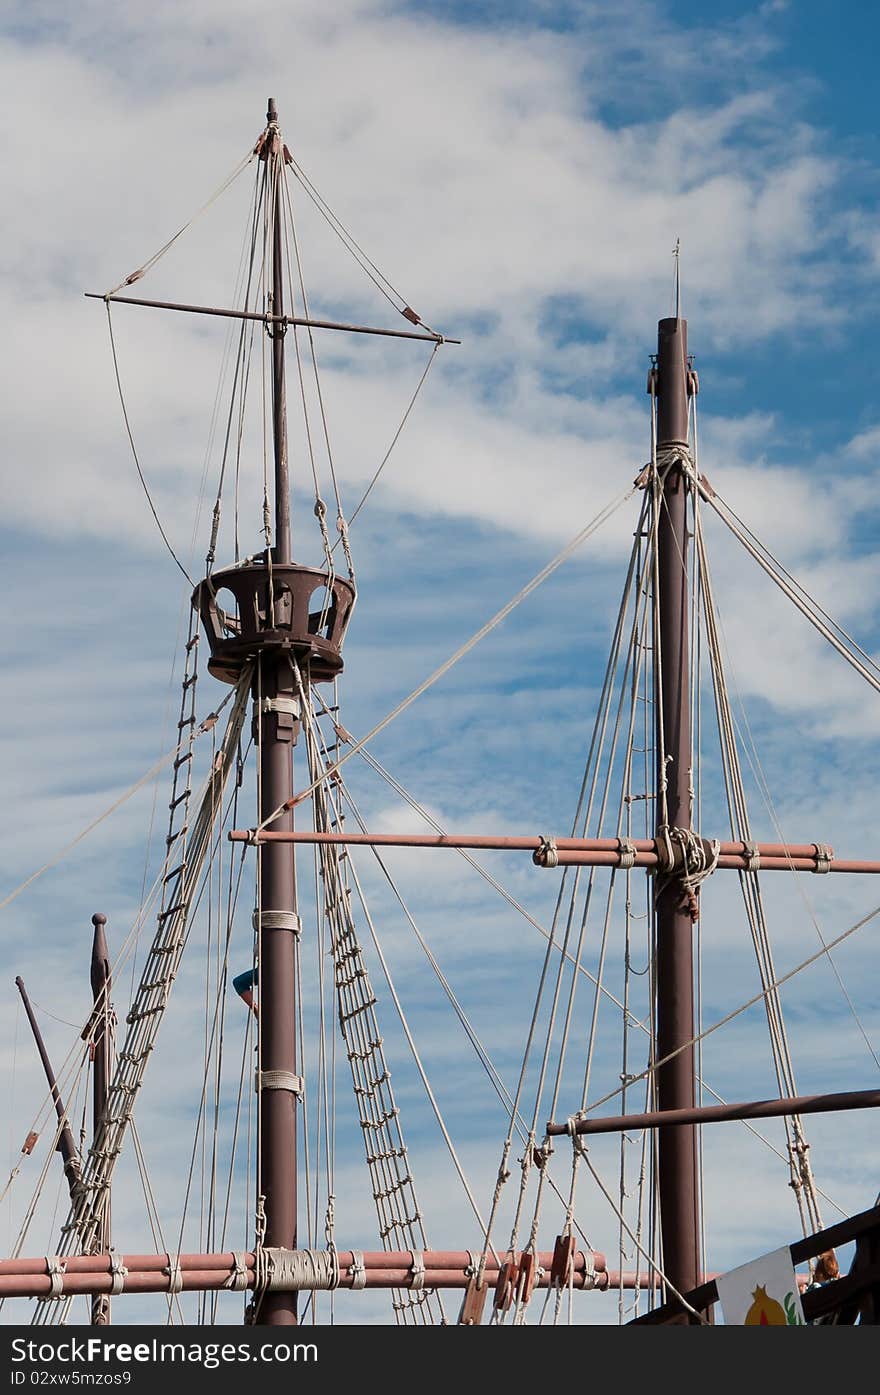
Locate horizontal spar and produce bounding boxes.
[546,1086,880,1138]
[86,293,460,344]
[228,829,879,874]
[0,1248,642,1299]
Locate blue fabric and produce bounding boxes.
[233,968,258,997]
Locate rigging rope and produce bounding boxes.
[296,668,444,1325]
[258,481,639,831]
[285,152,439,335]
[103,150,255,300]
[581,895,880,1122]
[105,304,194,586]
[695,502,823,1236]
[38,669,252,1325]
[695,476,880,699]
[341,342,441,537]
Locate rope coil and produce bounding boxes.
[533,837,559,869]
[45,1257,65,1299]
[654,826,720,916]
[252,909,302,934]
[409,1251,426,1291]
[256,1069,304,1096]
[263,1248,339,1292]
[163,1254,182,1295]
[742,840,761,873]
[617,837,638,870]
[348,1251,367,1290]
[812,844,833,874]
[258,696,301,718]
[225,1252,249,1292]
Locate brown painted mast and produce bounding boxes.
[89,913,112,1326]
[651,300,701,1310]
[254,96,298,1326]
[191,95,357,1324]
[14,977,81,1199]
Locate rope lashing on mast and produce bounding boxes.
[653,826,720,920]
[253,908,302,932]
[259,1247,340,1293]
[256,1069,304,1096]
[651,443,695,480]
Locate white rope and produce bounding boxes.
[264,1248,339,1292]
[109,1248,128,1296]
[258,482,638,830]
[695,507,823,1234]
[584,895,880,1120]
[698,480,880,698]
[41,673,253,1325]
[331,761,606,1255]
[225,1253,249,1292]
[163,1255,183,1296]
[296,679,443,1325]
[575,1141,710,1324]
[45,1257,64,1300]
[104,149,255,298]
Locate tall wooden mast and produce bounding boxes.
[89,913,112,1327]
[254,96,299,1326]
[190,101,358,1327]
[652,311,701,1310]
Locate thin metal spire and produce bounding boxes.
[673,237,681,319]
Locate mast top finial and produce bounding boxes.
[267,97,278,125]
[92,912,107,927]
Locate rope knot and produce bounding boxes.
[617,837,638,870]
[654,826,720,918]
[533,836,559,869]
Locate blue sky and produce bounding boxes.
[1,0,879,1327]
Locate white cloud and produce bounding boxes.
[2,0,879,1333]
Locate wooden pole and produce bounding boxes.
[254,96,299,1326]
[652,314,701,1314]
[89,914,112,1326]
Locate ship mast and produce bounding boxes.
[89,914,112,1327]
[255,96,299,1326]
[652,300,701,1311]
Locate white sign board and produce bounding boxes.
[716,1245,805,1325]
